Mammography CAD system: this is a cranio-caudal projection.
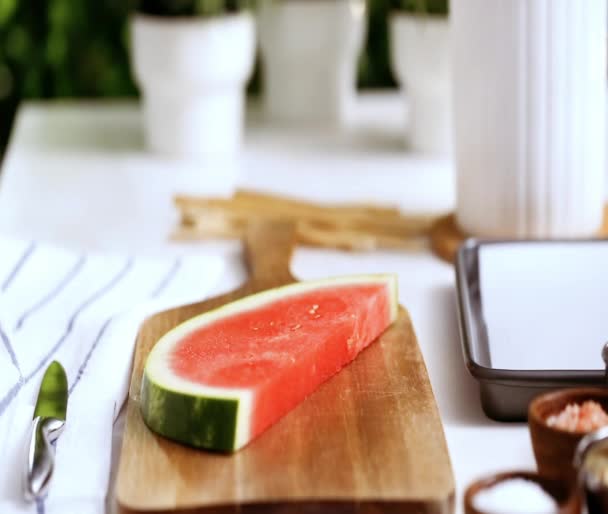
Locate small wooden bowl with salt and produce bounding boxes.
[464,471,580,514]
[529,388,608,484]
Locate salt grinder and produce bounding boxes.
[575,427,608,512]
[602,343,608,383]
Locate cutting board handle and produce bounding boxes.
[244,221,296,286]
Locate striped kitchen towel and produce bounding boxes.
[0,238,226,514]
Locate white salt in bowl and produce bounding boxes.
[464,471,580,514]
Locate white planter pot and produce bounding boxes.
[131,13,256,158]
[453,0,607,238]
[390,14,451,155]
[258,0,366,125]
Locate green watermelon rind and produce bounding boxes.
[141,274,398,452]
[140,374,242,452]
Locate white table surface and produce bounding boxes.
[0,94,536,514]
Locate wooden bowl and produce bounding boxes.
[529,388,608,484]
[464,471,580,514]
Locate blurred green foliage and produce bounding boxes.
[0,0,138,155]
[393,0,448,15]
[0,0,439,154]
[137,0,253,16]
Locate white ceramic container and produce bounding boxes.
[390,13,451,155]
[453,0,607,238]
[131,13,256,158]
[258,0,366,125]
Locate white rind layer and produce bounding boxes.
[144,273,398,449]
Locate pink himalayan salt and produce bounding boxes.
[546,401,608,433]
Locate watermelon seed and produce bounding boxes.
[309,304,319,314]
[291,324,301,331]
[314,314,321,319]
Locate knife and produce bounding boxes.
[23,361,68,501]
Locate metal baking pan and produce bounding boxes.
[456,238,608,421]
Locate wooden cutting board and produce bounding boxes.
[115,222,455,514]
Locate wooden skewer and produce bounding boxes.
[175,192,422,224]
[233,190,404,219]
[175,197,437,237]
[174,190,439,252]
[173,218,427,252]
[295,221,427,252]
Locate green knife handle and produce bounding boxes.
[23,416,65,501]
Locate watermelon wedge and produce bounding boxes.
[141,274,398,452]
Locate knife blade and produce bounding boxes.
[23,361,68,501]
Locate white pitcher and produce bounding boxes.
[453,0,607,238]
